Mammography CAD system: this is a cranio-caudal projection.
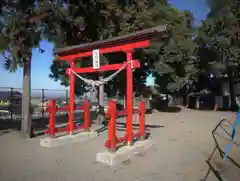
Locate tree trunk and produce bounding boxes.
[21,59,32,138]
[228,66,236,111]
[97,75,105,125]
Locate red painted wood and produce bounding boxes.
[107,100,117,152]
[126,52,133,146]
[45,99,92,135]
[117,109,139,116]
[66,60,140,75]
[69,61,75,135]
[104,133,142,149]
[53,33,153,150]
[83,100,90,130]
[56,105,85,111]
[59,40,150,61]
[49,100,56,137]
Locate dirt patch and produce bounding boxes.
[0,110,239,181]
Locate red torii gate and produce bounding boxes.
[54,25,168,145]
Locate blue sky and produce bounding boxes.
[0,0,210,90]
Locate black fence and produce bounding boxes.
[187,94,236,111]
[0,86,187,122]
[0,87,69,121]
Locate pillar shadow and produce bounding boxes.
[95,121,164,134]
[157,106,182,113]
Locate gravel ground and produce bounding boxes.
[0,107,239,181]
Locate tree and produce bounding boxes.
[49,0,197,99]
[0,0,68,137]
[152,8,196,96]
[195,0,240,109]
[50,0,160,123]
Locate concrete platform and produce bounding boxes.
[40,131,98,148]
[96,139,155,166]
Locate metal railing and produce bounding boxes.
[0,86,155,121]
[0,87,69,121]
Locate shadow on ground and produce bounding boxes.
[0,109,160,137]
[151,103,182,113]
[0,116,67,137]
[0,111,98,137]
[156,106,182,113]
[96,120,164,134]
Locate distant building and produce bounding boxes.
[0,91,22,115]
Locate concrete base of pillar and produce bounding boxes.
[40,131,98,148]
[96,139,155,166]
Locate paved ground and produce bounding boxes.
[0,107,239,181]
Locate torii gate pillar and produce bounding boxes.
[126,51,133,145]
[54,25,168,144]
[69,61,75,134]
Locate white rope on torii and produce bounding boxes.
[68,60,133,90]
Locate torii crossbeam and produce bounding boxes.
[54,25,168,145]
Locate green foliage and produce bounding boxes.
[195,0,239,109]
[2,0,238,110]
[49,0,197,96]
[195,0,240,76]
[0,0,67,136]
[0,0,62,70]
[150,7,196,93]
